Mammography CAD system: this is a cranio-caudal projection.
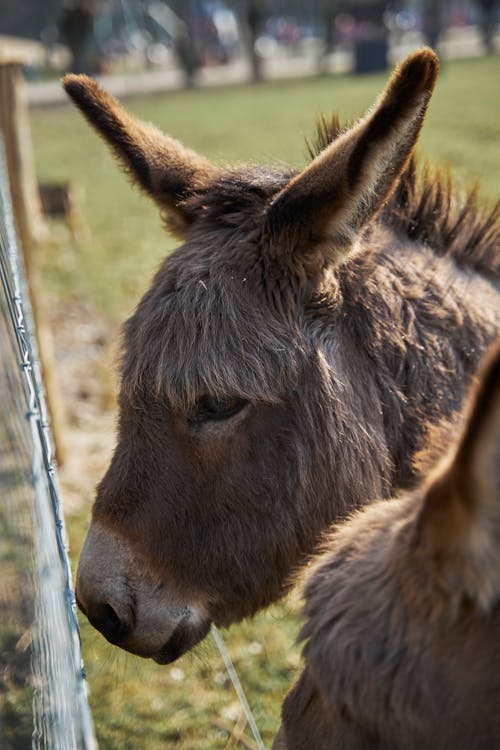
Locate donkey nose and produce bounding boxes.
[86,601,128,645]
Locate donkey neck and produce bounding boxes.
[312,228,499,494]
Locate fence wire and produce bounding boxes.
[0,133,96,750]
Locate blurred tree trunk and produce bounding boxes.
[59,1,98,75]
[476,0,498,53]
[422,0,443,49]
[244,0,265,82]
[168,0,201,87]
[316,0,340,74]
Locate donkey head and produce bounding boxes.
[277,341,500,749]
[65,50,439,663]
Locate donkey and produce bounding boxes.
[275,339,500,750]
[63,49,499,664]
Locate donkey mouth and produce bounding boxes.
[153,618,211,665]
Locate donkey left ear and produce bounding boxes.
[62,74,217,237]
[265,48,439,267]
[420,341,500,611]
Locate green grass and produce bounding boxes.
[77,599,302,749]
[29,55,500,749]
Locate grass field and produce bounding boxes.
[30,54,500,750]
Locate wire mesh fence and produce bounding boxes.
[0,131,96,749]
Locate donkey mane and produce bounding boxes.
[308,114,500,280]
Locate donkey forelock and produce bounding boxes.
[121,165,309,411]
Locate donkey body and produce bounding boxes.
[275,341,500,750]
[64,50,500,664]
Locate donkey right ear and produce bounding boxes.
[62,75,217,237]
[421,341,500,611]
[265,48,439,269]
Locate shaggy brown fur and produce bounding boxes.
[64,49,499,663]
[276,340,500,750]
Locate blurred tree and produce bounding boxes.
[59,0,100,74]
[475,0,498,53]
[244,0,266,82]
[164,0,204,86]
[422,0,444,49]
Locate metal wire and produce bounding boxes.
[0,132,97,749]
[212,625,266,750]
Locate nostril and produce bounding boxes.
[88,602,128,645]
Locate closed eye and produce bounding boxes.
[187,396,247,427]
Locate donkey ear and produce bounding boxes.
[265,48,439,266]
[421,341,500,611]
[62,74,216,237]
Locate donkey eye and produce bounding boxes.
[187,396,247,426]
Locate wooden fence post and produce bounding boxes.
[0,39,66,464]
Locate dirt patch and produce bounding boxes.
[45,294,119,516]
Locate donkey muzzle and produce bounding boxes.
[76,520,210,660]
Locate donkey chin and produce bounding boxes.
[75,523,211,664]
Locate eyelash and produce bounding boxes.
[187,396,247,427]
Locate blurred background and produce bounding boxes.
[0,2,498,750]
[1,0,499,90]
